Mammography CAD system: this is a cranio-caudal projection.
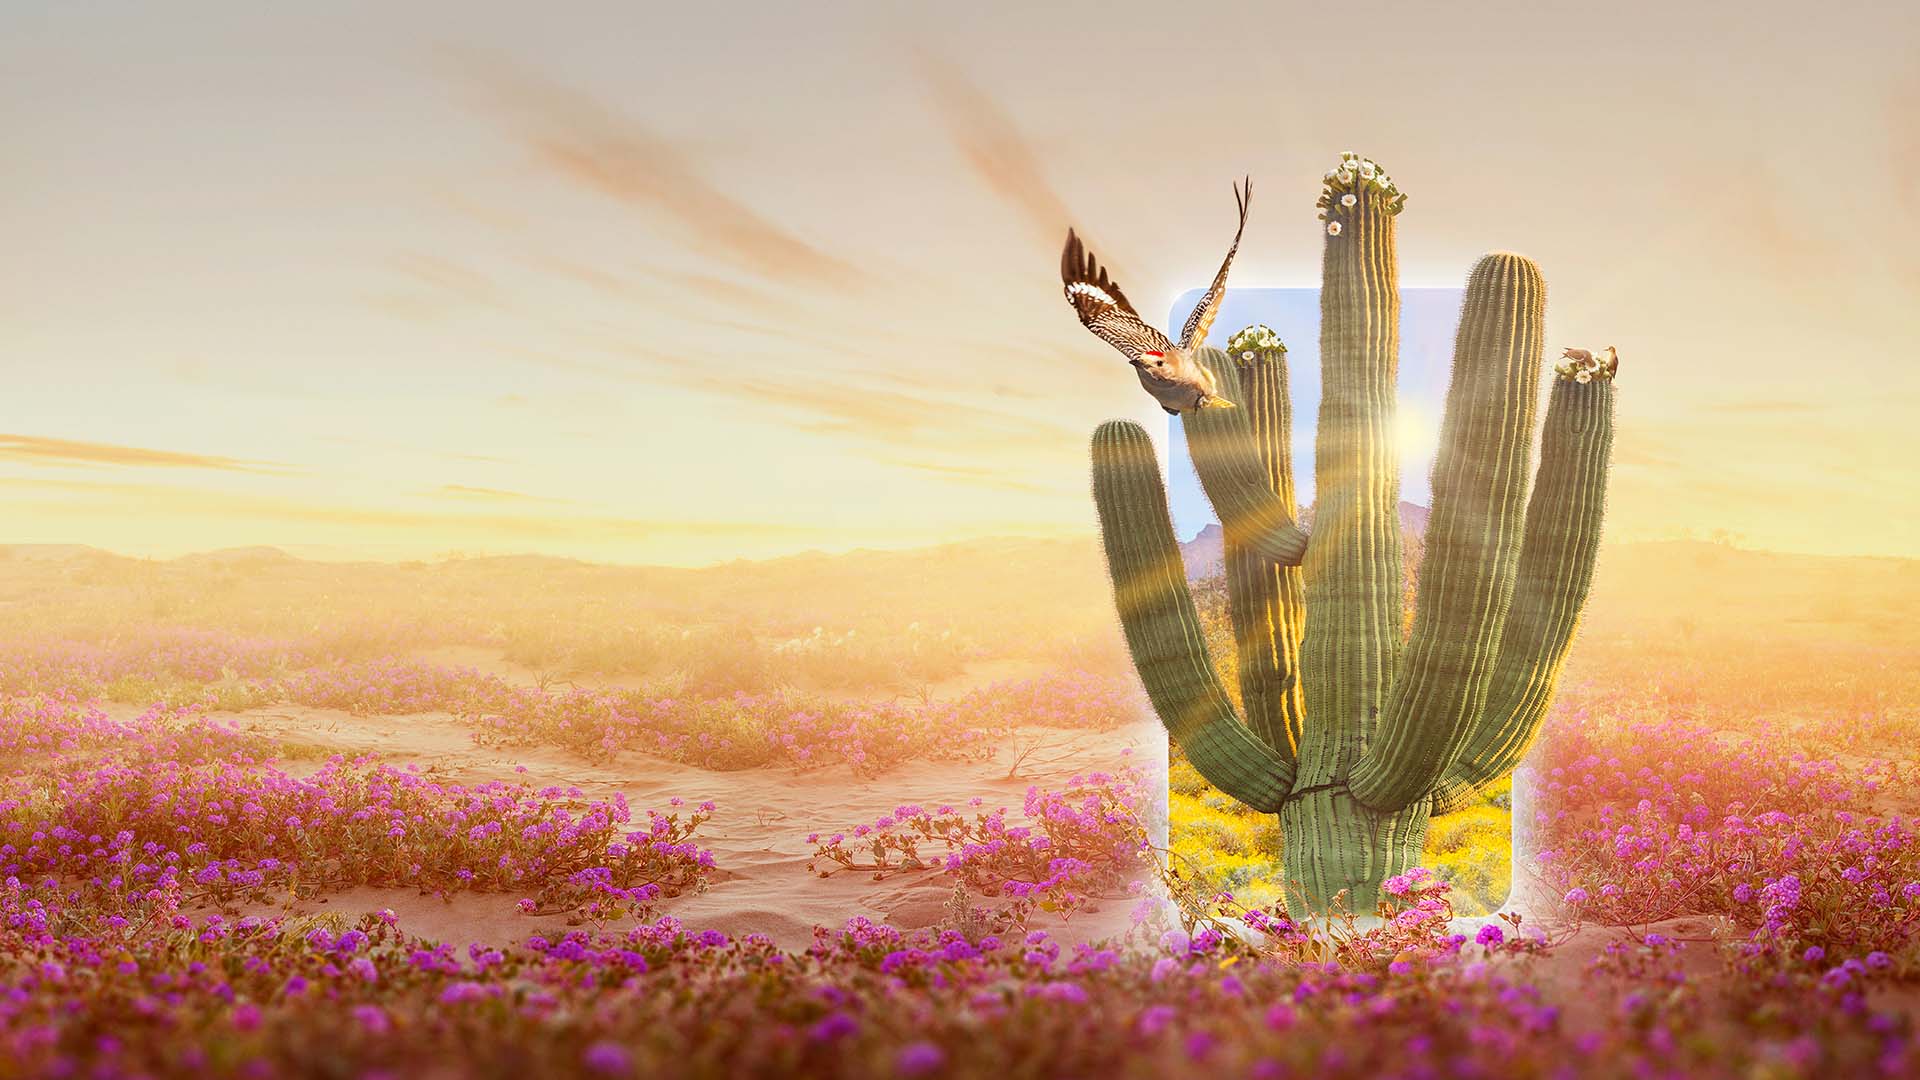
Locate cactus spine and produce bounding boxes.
[1090,154,1617,914]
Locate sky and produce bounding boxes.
[4,0,1918,563]
[1166,288,1462,540]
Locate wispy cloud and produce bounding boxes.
[519,331,1089,458]
[878,458,1062,495]
[1575,151,1835,305]
[452,53,864,289]
[432,484,571,505]
[1888,72,1920,294]
[390,253,505,306]
[667,272,787,310]
[518,250,639,299]
[914,49,1074,250]
[723,373,988,437]
[365,253,511,323]
[0,434,279,472]
[1892,72,1919,219]
[674,364,1080,456]
[506,343,679,384]
[442,451,518,465]
[0,474,837,542]
[1699,399,1824,414]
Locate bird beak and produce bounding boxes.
[1200,396,1237,410]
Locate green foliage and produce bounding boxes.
[1169,744,1511,917]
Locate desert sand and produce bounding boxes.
[166,650,1167,952]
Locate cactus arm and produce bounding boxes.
[1295,162,1406,790]
[1183,346,1310,567]
[1347,252,1546,813]
[1091,419,1295,811]
[1218,338,1308,756]
[1429,374,1616,816]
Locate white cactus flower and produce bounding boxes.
[1337,169,1354,184]
[1242,350,1255,360]
[1327,221,1343,236]
[1574,370,1593,384]
[1341,193,1357,208]
[1359,161,1377,180]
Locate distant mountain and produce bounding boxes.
[0,533,1912,651]
[1179,524,1227,579]
[173,546,299,567]
[429,553,593,574]
[1391,502,1431,538]
[1179,502,1430,580]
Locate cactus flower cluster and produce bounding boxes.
[1228,324,1287,360]
[1317,151,1408,235]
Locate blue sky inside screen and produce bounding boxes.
[1164,287,1466,542]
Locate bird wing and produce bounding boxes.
[1061,229,1173,365]
[1179,176,1251,351]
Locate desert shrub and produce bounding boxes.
[677,626,785,696]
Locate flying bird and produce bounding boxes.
[1061,178,1251,415]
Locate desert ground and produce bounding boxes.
[2,534,1916,1076]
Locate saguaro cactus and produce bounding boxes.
[1091,154,1617,914]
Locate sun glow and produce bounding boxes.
[1396,402,1439,472]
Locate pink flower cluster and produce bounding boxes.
[1533,700,1919,971]
[809,767,1149,924]
[1,698,714,921]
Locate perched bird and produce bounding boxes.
[1555,345,1619,383]
[1061,178,1251,415]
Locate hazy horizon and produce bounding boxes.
[8,526,1906,573]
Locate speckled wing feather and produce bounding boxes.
[1179,177,1251,350]
[1062,229,1173,365]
